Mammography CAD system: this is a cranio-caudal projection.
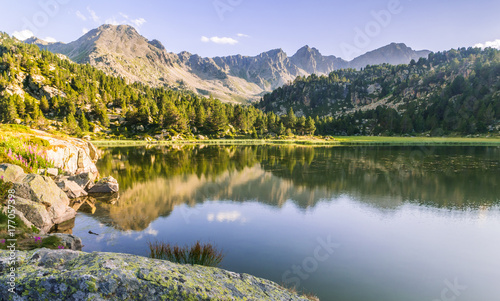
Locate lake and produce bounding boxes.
[70,145,500,301]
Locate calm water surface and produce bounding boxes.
[71,145,500,301]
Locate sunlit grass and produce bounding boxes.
[148,240,225,267]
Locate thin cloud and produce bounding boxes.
[44,37,57,43]
[87,6,100,23]
[105,16,120,26]
[132,18,146,27]
[119,12,129,19]
[237,33,250,38]
[474,39,500,50]
[201,36,238,45]
[12,29,33,40]
[76,10,87,21]
[82,28,89,35]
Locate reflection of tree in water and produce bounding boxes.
[94,145,500,231]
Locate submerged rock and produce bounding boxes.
[0,249,311,301]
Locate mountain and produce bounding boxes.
[258,47,500,135]
[34,25,430,103]
[1,33,498,138]
[349,43,431,70]
[290,45,348,74]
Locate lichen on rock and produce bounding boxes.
[0,249,312,300]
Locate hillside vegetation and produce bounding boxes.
[0,33,295,139]
[259,48,500,136]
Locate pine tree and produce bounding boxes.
[40,96,49,113]
[79,111,90,132]
[305,117,316,135]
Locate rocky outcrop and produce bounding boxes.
[1,164,76,233]
[31,129,99,180]
[0,249,311,301]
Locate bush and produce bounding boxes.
[148,241,225,267]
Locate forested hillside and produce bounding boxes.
[0,33,295,139]
[259,48,500,136]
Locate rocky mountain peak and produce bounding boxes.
[24,37,53,46]
[36,24,432,103]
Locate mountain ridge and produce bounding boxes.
[31,24,431,102]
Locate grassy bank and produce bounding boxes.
[92,136,500,147]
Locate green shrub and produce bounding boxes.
[148,241,225,267]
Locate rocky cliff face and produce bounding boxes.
[0,249,312,301]
[35,24,430,103]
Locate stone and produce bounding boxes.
[38,168,59,177]
[40,234,82,251]
[11,174,76,232]
[88,176,119,194]
[0,163,25,183]
[67,172,94,190]
[13,197,52,232]
[30,130,100,179]
[0,249,312,301]
[1,205,34,229]
[57,180,88,199]
[136,124,145,132]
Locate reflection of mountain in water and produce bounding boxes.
[93,145,500,231]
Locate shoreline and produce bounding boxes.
[92,136,500,147]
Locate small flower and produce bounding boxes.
[34,236,41,242]
[58,245,65,249]
[0,239,5,244]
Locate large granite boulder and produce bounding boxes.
[31,130,99,179]
[0,163,25,183]
[11,174,76,232]
[0,249,311,301]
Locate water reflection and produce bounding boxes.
[90,145,500,231]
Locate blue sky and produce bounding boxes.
[1,0,500,60]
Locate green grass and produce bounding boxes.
[148,241,225,267]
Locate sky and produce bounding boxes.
[1,0,500,60]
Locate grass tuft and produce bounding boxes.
[148,240,225,267]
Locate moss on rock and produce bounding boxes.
[0,249,312,300]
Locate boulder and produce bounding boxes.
[0,249,311,301]
[0,163,25,183]
[57,180,88,199]
[13,197,52,232]
[30,130,99,179]
[88,176,119,194]
[11,174,76,232]
[68,172,95,189]
[40,234,82,251]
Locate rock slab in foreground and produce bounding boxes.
[0,249,311,301]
